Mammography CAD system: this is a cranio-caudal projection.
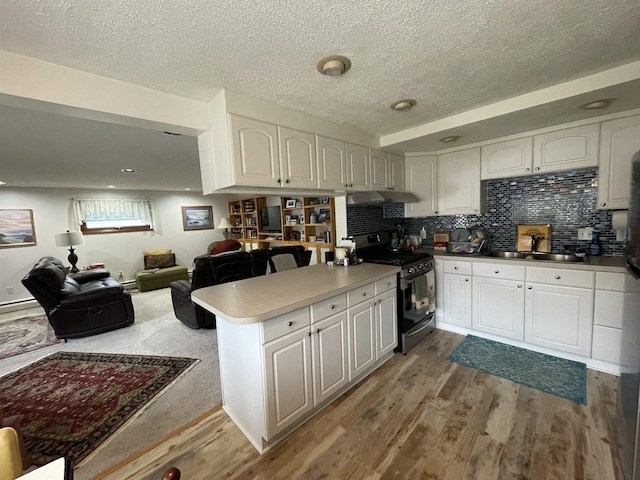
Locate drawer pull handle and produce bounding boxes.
[528,286,532,290]
[287,321,293,327]
[330,305,335,309]
[494,270,499,274]
[454,266,458,270]
[465,278,469,282]
[555,275,561,280]
[362,292,367,296]
[315,328,320,334]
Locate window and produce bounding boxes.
[73,198,154,234]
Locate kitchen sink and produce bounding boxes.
[487,251,584,262]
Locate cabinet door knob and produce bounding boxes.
[465,278,469,282]
[344,183,348,187]
[454,266,458,270]
[287,321,293,326]
[601,202,606,206]
[526,168,531,172]
[474,209,478,212]
[306,331,311,336]
[362,292,367,296]
[387,281,392,286]
[517,284,522,288]
[494,270,499,274]
[330,304,335,309]
[527,286,532,290]
[555,275,561,279]
[285,179,290,183]
[315,328,320,334]
[535,167,540,171]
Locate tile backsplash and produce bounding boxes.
[347,167,626,256]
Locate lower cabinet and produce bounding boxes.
[472,276,525,340]
[375,288,397,359]
[443,272,472,328]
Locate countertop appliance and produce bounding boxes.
[353,231,435,354]
[619,149,640,480]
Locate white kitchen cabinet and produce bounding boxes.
[533,123,599,173]
[278,126,318,189]
[311,311,349,406]
[597,114,640,210]
[316,135,347,190]
[524,267,594,356]
[264,327,313,437]
[481,137,533,179]
[348,298,376,380]
[370,148,390,190]
[437,147,481,215]
[375,288,397,359]
[230,114,280,187]
[346,143,370,191]
[442,261,473,328]
[389,153,405,191]
[472,263,525,341]
[404,155,438,218]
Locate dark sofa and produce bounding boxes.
[170,250,269,329]
[21,256,135,339]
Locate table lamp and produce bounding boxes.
[217,218,233,239]
[55,230,84,273]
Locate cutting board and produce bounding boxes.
[516,224,552,252]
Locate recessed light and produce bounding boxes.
[0,181,6,185]
[185,188,191,191]
[316,55,351,76]
[439,136,460,144]
[391,99,417,112]
[580,99,613,111]
[107,185,117,188]
[121,168,136,173]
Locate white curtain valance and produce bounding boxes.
[72,197,154,227]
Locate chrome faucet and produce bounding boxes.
[531,234,545,252]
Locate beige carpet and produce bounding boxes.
[0,288,221,480]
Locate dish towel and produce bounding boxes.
[412,270,436,313]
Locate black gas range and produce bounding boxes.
[353,231,436,354]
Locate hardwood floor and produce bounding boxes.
[95,330,622,480]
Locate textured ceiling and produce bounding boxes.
[1,0,640,191]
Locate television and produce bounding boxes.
[260,206,282,232]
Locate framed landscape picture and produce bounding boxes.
[0,209,37,248]
[181,206,214,231]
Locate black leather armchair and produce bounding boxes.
[267,245,312,272]
[21,256,135,339]
[170,250,269,329]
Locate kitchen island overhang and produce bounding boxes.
[191,262,401,453]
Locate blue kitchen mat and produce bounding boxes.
[447,335,586,405]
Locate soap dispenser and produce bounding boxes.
[588,228,603,256]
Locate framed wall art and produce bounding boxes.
[181,206,214,231]
[0,209,37,248]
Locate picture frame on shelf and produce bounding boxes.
[0,209,37,248]
[289,215,299,225]
[320,197,329,205]
[181,206,214,231]
[285,215,291,224]
[285,199,297,209]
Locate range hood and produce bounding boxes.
[346,190,419,205]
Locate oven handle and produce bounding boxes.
[406,319,434,337]
[401,272,429,290]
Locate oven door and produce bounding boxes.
[400,269,435,327]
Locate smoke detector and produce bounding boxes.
[317,55,351,76]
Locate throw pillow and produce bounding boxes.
[144,253,176,269]
[143,248,171,256]
[209,239,241,255]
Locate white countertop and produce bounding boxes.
[191,262,400,325]
[423,248,627,273]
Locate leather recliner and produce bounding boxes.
[170,249,269,329]
[21,256,135,339]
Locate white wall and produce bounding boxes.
[0,187,234,304]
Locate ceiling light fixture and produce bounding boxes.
[580,99,613,111]
[316,55,351,77]
[121,168,136,173]
[0,181,6,185]
[391,99,417,112]
[185,188,191,191]
[439,136,460,144]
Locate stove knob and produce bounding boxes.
[408,267,415,274]
[417,264,424,270]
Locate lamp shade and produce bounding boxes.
[217,218,232,229]
[55,231,84,247]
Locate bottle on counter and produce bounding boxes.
[588,229,603,256]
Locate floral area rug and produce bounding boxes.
[447,335,587,405]
[0,351,198,466]
[0,315,60,360]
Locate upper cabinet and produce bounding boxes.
[370,149,405,191]
[404,155,438,217]
[533,124,599,173]
[346,144,370,191]
[278,126,318,189]
[316,136,347,190]
[437,147,481,215]
[597,115,640,210]
[481,137,533,180]
[230,114,280,188]
[389,154,405,192]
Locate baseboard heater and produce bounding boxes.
[0,298,39,314]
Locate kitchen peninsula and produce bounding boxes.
[192,262,400,453]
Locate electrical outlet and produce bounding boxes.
[6,286,15,295]
[578,227,593,240]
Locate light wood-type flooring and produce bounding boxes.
[95,330,622,480]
